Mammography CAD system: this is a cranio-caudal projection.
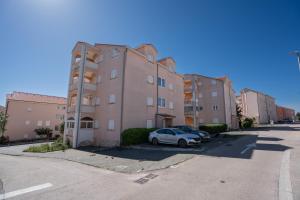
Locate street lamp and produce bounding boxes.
[290,50,300,71]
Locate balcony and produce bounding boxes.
[81,105,95,113]
[184,100,193,105]
[184,86,193,92]
[68,105,76,113]
[184,110,194,116]
[69,81,96,91]
[72,60,98,70]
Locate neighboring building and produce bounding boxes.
[239,88,277,124]
[5,92,67,141]
[64,42,184,147]
[276,105,295,121]
[183,74,238,129]
[0,105,5,113]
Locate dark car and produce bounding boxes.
[173,125,211,141]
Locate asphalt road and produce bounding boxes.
[0,124,299,200]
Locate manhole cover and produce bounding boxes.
[134,174,158,184]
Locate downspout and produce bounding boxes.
[192,76,196,129]
[73,45,87,148]
[120,47,128,145]
[155,63,159,128]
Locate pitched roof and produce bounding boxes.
[6,91,67,104]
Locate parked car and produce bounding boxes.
[173,125,211,141]
[148,128,201,147]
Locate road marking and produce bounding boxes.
[279,150,293,200]
[0,183,52,200]
[240,143,256,154]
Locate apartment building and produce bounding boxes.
[183,74,238,129]
[5,92,67,141]
[239,88,277,124]
[64,42,184,147]
[276,105,295,121]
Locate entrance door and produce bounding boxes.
[165,118,173,127]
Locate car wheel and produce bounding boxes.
[152,138,159,145]
[178,139,187,148]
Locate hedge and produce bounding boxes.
[198,123,228,134]
[121,128,157,146]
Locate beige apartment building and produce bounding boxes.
[276,105,295,121]
[239,88,277,124]
[183,74,238,129]
[5,92,67,141]
[0,105,5,113]
[64,42,185,147]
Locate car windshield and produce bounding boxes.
[173,129,185,135]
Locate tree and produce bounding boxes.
[296,112,300,120]
[0,112,8,137]
[236,104,243,128]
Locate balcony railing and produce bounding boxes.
[72,60,98,70]
[69,81,97,91]
[184,100,193,105]
[184,110,194,116]
[81,105,95,113]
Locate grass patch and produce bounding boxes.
[23,138,69,153]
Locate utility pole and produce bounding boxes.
[290,51,300,71]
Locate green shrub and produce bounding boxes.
[121,128,157,146]
[242,118,255,129]
[34,127,53,139]
[23,137,69,153]
[0,135,9,144]
[198,123,228,134]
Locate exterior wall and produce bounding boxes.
[65,42,184,147]
[276,106,295,121]
[5,100,66,141]
[184,74,238,129]
[240,89,277,124]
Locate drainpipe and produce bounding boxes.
[192,76,197,129]
[73,45,87,148]
[155,63,159,128]
[120,48,128,145]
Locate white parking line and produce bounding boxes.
[0,183,53,200]
[279,150,293,200]
[240,143,256,154]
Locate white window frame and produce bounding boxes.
[37,120,42,126]
[111,69,117,79]
[158,77,166,87]
[147,75,154,84]
[147,97,154,106]
[212,91,218,97]
[45,120,51,127]
[25,120,30,125]
[213,105,218,111]
[168,83,174,90]
[112,48,120,58]
[108,120,115,130]
[146,120,153,128]
[97,75,102,84]
[158,97,166,108]
[109,95,116,104]
[146,54,154,62]
[27,107,32,112]
[169,101,174,109]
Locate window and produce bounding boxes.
[146,120,153,128]
[147,75,154,84]
[94,120,99,129]
[25,120,30,125]
[80,117,93,129]
[168,83,174,90]
[157,129,168,134]
[213,118,219,123]
[97,75,102,84]
[169,102,174,109]
[111,69,117,79]
[147,97,153,106]
[37,120,42,126]
[158,77,166,87]
[95,97,101,105]
[27,107,32,112]
[158,97,166,107]
[213,105,218,111]
[108,120,115,130]
[198,81,203,86]
[196,106,203,111]
[199,93,203,98]
[109,95,116,104]
[147,54,154,62]
[211,80,217,85]
[112,48,120,58]
[45,120,51,126]
[212,91,218,97]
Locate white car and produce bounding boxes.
[148,128,201,147]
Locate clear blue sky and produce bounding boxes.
[0,0,299,112]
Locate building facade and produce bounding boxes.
[5,92,66,141]
[183,74,238,129]
[239,88,277,124]
[276,105,295,121]
[0,105,5,113]
[64,42,184,148]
